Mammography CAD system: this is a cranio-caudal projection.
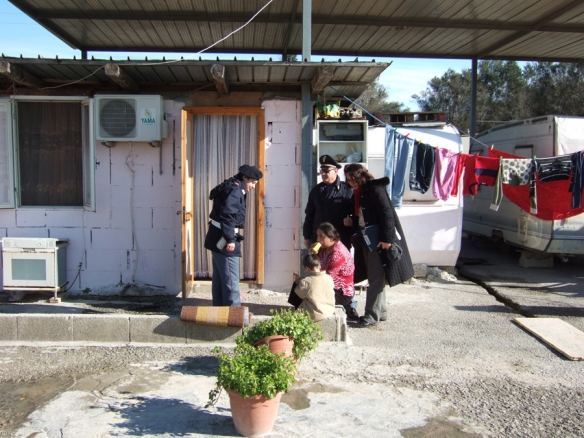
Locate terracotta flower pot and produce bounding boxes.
[228,390,282,437]
[253,335,294,357]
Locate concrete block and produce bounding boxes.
[135,266,175,290]
[90,228,133,250]
[72,315,130,342]
[134,207,153,229]
[83,188,112,228]
[185,323,243,343]
[152,207,176,230]
[86,249,128,272]
[134,185,175,208]
[18,315,73,342]
[130,315,186,343]
[271,121,301,144]
[266,250,299,272]
[265,143,298,166]
[519,251,554,268]
[45,211,83,228]
[265,228,296,252]
[4,228,49,239]
[265,207,301,230]
[15,210,47,227]
[263,270,296,291]
[152,161,176,188]
[0,315,17,341]
[47,228,86,254]
[266,165,300,187]
[264,185,297,208]
[134,228,175,251]
[94,153,111,187]
[138,249,175,273]
[263,100,299,123]
[78,270,124,291]
[0,210,17,228]
[110,163,134,187]
[132,164,157,187]
[317,308,346,342]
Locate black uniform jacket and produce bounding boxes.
[204,176,246,257]
[303,176,354,247]
[353,176,414,287]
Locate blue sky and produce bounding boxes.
[0,0,472,110]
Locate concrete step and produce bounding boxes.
[0,309,347,344]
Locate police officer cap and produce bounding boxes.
[319,154,342,169]
[239,164,263,180]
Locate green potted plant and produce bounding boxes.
[239,309,323,360]
[207,343,296,437]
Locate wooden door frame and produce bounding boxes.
[181,110,194,299]
[181,107,266,294]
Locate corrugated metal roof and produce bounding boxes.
[7,0,584,61]
[0,57,388,99]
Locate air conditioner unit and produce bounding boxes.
[95,95,168,142]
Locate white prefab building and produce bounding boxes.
[0,58,390,296]
[367,125,464,267]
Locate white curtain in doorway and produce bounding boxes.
[193,114,258,279]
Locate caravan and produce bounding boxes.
[463,115,584,256]
[367,123,464,267]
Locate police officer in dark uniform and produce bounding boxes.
[204,164,263,306]
[303,155,360,320]
[303,155,354,250]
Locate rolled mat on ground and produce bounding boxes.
[180,306,250,327]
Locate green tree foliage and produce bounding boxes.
[479,60,526,125]
[412,68,473,131]
[412,60,584,134]
[523,62,584,117]
[355,79,409,116]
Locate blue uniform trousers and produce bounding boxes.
[211,251,241,306]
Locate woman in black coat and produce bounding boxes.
[343,164,414,327]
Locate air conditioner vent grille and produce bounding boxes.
[99,98,136,138]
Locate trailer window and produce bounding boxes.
[514,145,533,158]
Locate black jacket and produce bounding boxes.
[204,176,246,257]
[354,177,414,287]
[303,176,354,247]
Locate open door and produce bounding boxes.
[181,112,195,299]
[181,107,265,293]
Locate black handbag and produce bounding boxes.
[288,283,303,309]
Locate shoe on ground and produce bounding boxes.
[356,317,377,328]
[346,308,360,321]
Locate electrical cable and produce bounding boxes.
[28,0,276,89]
[125,141,139,283]
[39,66,105,90]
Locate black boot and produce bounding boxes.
[346,307,360,321]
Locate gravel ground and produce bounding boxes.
[1,237,583,437]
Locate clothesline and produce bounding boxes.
[387,134,584,220]
[324,85,584,218]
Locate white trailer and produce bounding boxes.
[368,123,464,267]
[463,115,584,256]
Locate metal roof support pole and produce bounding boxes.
[470,57,478,142]
[302,0,311,61]
[300,81,313,271]
[300,0,313,271]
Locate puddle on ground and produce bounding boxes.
[281,382,346,410]
[0,376,73,435]
[401,418,482,438]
